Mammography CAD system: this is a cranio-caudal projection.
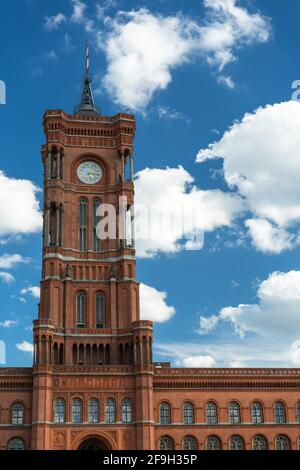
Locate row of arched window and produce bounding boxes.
[54,397,132,424]
[159,400,300,425]
[159,434,296,451]
[76,291,105,328]
[6,435,300,451]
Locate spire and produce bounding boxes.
[74,42,101,116]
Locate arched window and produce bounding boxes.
[252,401,264,424]
[88,399,99,423]
[12,403,24,425]
[7,438,25,450]
[274,401,286,424]
[206,401,218,424]
[77,291,86,327]
[159,436,173,450]
[105,398,116,423]
[93,200,101,252]
[252,435,268,450]
[160,402,171,424]
[182,436,197,450]
[206,436,221,450]
[229,401,241,424]
[183,402,194,424]
[121,398,132,423]
[296,402,300,423]
[72,398,82,423]
[275,435,290,450]
[96,292,105,328]
[229,435,244,450]
[54,398,65,423]
[79,198,88,251]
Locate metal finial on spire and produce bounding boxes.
[74,43,101,116]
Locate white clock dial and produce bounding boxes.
[77,161,103,184]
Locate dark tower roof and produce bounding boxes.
[74,44,101,116]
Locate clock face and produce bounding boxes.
[77,161,103,184]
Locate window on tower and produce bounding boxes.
[79,198,88,251]
[93,199,101,252]
[77,291,86,328]
[96,292,105,328]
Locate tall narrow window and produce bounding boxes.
[121,398,132,423]
[79,198,88,251]
[96,292,105,328]
[105,398,116,423]
[206,402,218,424]
[274,401,286,424]
[72,399,82,423]
[77,291,86,328]
[54,398,65,423]
[252,401,264,424]
[93,200,101,252]
[229,401,241,424]
[160,402,171,424]
[297,402,300,423]
[12,403,24,425]
[89,399,99,423]
[183,402,194,424]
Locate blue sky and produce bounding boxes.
[1,0,300,368]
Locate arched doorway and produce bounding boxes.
[78,438,110,450]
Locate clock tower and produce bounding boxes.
[31,48,154,450]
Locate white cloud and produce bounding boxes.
[140,283,175,323]
[63,33,76,52]
[198,314,219,335]
[216,74,235,89]
[200,270,300,341]
[0,171,42,237]
[16,341,33,354]
[71,0,95,32]
[0,272,16,284]
[135,166,244,258]
[0,254,30,269]
[157,106,190,124]
[20,286,40,299]
[0,320,18,328]
[180,355,216,368]
[98,2,270,110]
[44,13,66,31]
[245,218,295,254]
[197,101,300,253]
[45,50,57,61]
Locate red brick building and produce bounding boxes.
[0,60,300,451]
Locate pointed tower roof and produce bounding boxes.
[74,43,101,116]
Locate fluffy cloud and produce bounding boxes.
[197,270,300,364]
[0,254,30,269]
[99,2,270,110]
[197,101,300,253]
[16,341,33,354]
[0,171,42,238]
[0,272,15,284]
[44,13,66,31]
[180,355,216,368]
[20,286,40,299]
[140,283,175,323]
[134,166,243,258]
